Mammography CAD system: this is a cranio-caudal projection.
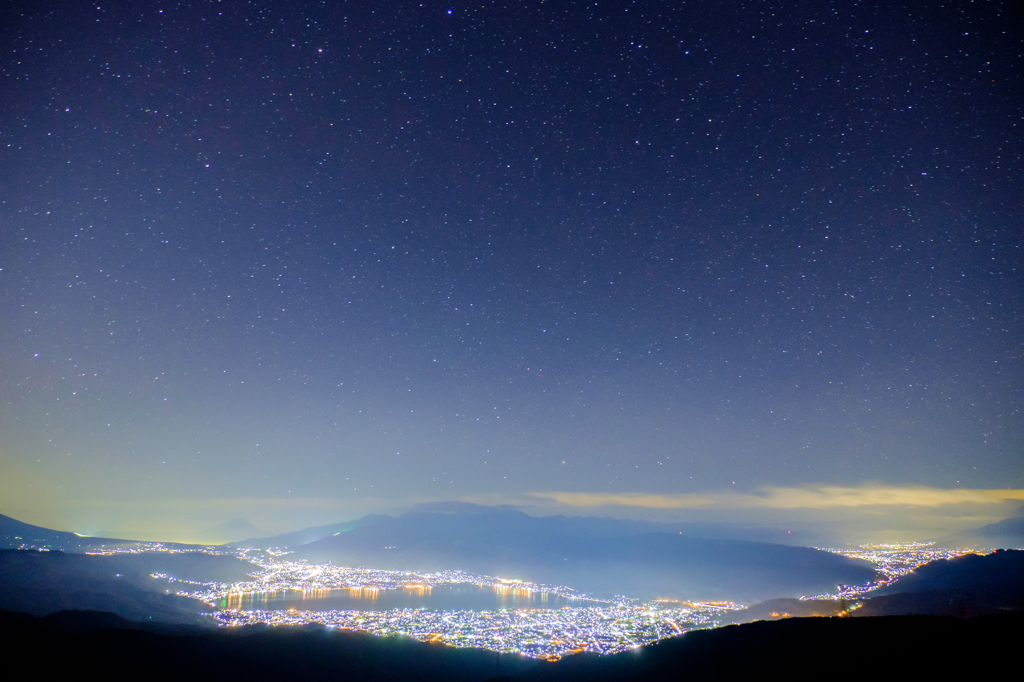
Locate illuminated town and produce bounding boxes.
[211,600,740,660]
[85,541,238,557]
[802,542,978,600]
[143,553,743,659]
[161,558,606,608]
[80,539,986,659]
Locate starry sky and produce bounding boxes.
[2,1,1022,542]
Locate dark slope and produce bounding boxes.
[732,550,1024,622]
[727,597,845,623]
[860,549,1024,616]
[296,509,874,601]
[874,549,1024,595]
[0,513,126,552]
[4,608,1020,681]
[937,514,1024,550]
[0,549,254,623]
[0,609,542,681]
[230,515,388,549]
[530,613,1024,681]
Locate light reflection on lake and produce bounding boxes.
[219,584,585,612]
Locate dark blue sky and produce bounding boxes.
[2,1,1021,539]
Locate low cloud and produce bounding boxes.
[744,486,1024,509]
[529,485,1024,511]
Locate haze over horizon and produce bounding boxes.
[2,1,1021,545]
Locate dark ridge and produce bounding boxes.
[935,507,1024,550]
[856,549,1024,616]
[727,597,844,623]
[0,549,251,624]
[3,608,1020,680]
[529,612,1024,680]
[229,517,375,549]
[0,609,541,681]
[41,609,144,632]
[874,549,1024,599]
[732,550,1024,622]
[0,513,126,551]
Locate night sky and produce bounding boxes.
[2,1,1022,542]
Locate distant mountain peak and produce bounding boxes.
[204,518,269,543]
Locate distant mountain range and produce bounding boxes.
[0,513,218,553]
[0,513,126,552]
[283,507,875,602]
[0,513,271,552]
[203,517,269,544]
[935,509,1024,550]
[230,516,376,550]
[5,503,1024,606]
[234,504,835,549]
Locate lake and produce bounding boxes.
[218,583,596,612]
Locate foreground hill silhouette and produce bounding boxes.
[3,607,1020,680]
[0,549,252,623]
[293,507,874,601]
[728,549,1024,622]
[856,548,1024,618]
[875,548,1024,598]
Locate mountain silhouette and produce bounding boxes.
[3,607,1018,680]
[936,511,1024,550]
[294,508,874,601]
[0,548,254,623]
[204,517,269,544]
[732,550,1024,621]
